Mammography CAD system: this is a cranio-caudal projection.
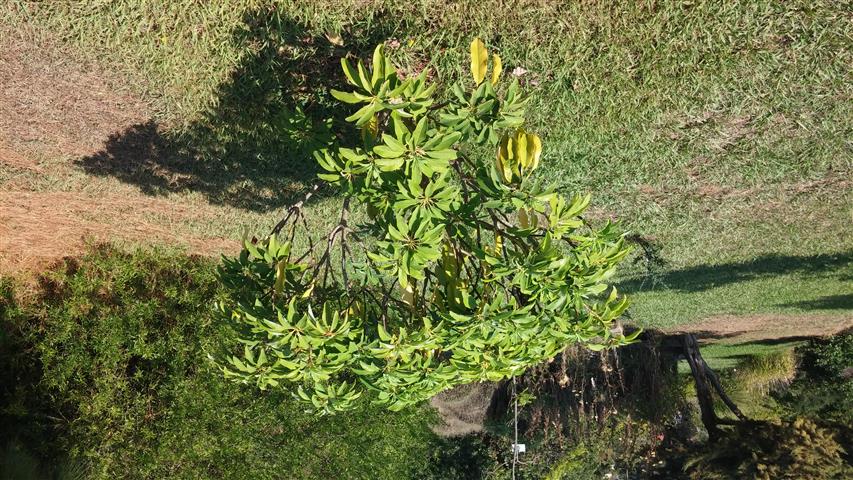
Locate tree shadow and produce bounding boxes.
[778,294,853,311]
[618,251,852,294]
[75,7,403,212]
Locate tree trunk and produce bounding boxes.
[681,333,748,442]
[682,333,721,441]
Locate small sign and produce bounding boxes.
[512,443,526,454]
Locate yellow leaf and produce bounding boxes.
[527,132,542,171]
[518,209,530,229]
[515,129,528,171]
[470,38,488,85]
[491,54,502,85]
[361,114,378,144]
[348,300,363,318]
[505,136,516,181]
[497,137,512,182]
[274,259,287,294]
[401,282,416,306]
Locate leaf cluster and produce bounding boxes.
[217,39,635,414]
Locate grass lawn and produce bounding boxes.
[1,0,850,329]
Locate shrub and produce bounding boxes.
[1,245,445,479]
[776,333,853,425]
[217,38,633,414]
[805,332,853,378]
[684,417,851,480]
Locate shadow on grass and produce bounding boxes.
[693,331,828,345]
[619,251,852,294]
[778,294,853,311]
[75,7,403,212]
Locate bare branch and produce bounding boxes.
[270,184,321,237]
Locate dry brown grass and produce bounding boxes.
[0,33,150,161]
[0,143,40,173]
[671,313,853,344]
[0,33,255,277]
[0,190,236,275]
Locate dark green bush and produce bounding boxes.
[776,333,853,425]
[0,245,446,479]
[805,332,853,378]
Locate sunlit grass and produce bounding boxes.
[1,0,850,329]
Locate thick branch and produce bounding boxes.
[703,359,748,421]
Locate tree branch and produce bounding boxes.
[270,184,321,237]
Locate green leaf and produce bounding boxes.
[331,89,366,104]
[357,61,372,94]
[374,157,405,171]
[378,323,392,342]
[345,102,377,123]
[374,145,404,159]
[424,149,457,161]
[341,58,361,89]
[381,133,406,152]
[412,117,428,145]
[371,44,385,86]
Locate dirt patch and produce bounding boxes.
[670,313,853,344]
[635,169,851,209]
[0,190,237,274]
[707,115,755,151]
[665,111,757,150]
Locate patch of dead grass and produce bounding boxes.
[0,33,150,162]
[0,190,236,275]
[429,382,497,437]
[670,313,853,344]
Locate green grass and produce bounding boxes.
[1,0,850,330]
[620,251,852,328]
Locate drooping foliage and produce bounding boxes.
[217,39,635,414]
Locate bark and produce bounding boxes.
[682,333,721,441]
[681,333,748,442]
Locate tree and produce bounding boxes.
[216,39,636,414]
